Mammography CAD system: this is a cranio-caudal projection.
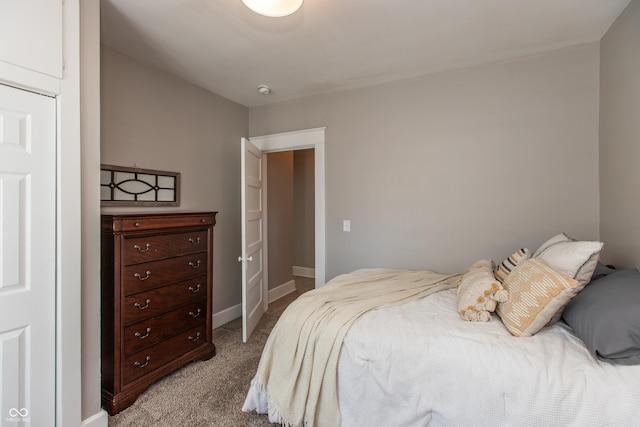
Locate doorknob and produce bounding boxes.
[237,256,254,262]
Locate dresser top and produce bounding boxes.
[101,210,217,217]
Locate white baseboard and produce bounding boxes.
[268,279,296,303]
[212,304,242,329]
[293,266,315,278]
[82,409,108,427]
[212,277,302,328]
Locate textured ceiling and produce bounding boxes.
[101,0,631,107]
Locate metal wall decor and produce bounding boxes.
[100,164,180,206]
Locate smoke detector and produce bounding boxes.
[257,85,272,95]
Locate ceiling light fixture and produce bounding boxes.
[242,0,303,17]
[257,85,272,95]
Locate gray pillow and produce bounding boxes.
[562,268,640,365]
[591,262,617,281]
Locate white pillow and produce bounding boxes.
[533,233,572,258]
[534,233,603,286]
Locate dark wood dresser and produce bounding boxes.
[101,211,217,415]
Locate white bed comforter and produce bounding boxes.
[337,288,640,427]
[246,288,640,426]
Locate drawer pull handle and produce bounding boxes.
[134,299,151,310]
[134,356,151,368]
[188,237,201,245]
[189,308,202,318]
[200,219,207,223]
[134,271,152,281]
[133,243,151,252]
[135,327,152,339]
[188,332,201,342]
[188,260,201,269]
[188,284,201,293]
[134,222,141,227]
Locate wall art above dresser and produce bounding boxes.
[100,164,180,207]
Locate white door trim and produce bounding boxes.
[58,1,83,425]
[249,127,326,288]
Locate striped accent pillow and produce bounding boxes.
[495,248,531,283]
[497,258,578,337]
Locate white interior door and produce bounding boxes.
[0,84,56,424]
[240,138,265,342]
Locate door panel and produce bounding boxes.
[240,138,265,342]
[0,84,56,425]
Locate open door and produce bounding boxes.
[240,137,265,342]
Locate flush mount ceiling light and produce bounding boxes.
[242,0,303,17]
[257,84,272,95]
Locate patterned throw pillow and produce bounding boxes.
[495,248,531,283]
[533,234,603,323]
[497,258,578,337]
[457,259,509,322]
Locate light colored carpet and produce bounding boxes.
[108,314,279,427]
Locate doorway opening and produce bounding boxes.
[251,127,326,287]
[265,149,315,306]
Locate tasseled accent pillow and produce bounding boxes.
[495,248,531,283]
[457,259,509,322]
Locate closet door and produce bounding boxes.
[0,84,56,425]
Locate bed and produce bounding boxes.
[243,235,640,427]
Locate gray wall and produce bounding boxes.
[293,149,315,269]
[267,151,295,289]
[266,149,315,289]
[599,0,640,268]
[100,46,248,312]
[250,43,601,279]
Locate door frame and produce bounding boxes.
[248,127,326,309]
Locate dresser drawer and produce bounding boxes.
[123,324,207,385]
[123,279,207,325]
[123,299,207,356]
[107,213,215,232]
[123,230,208,265]
[123,253,207,295]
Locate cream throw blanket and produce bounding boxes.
[248,268,460,427]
